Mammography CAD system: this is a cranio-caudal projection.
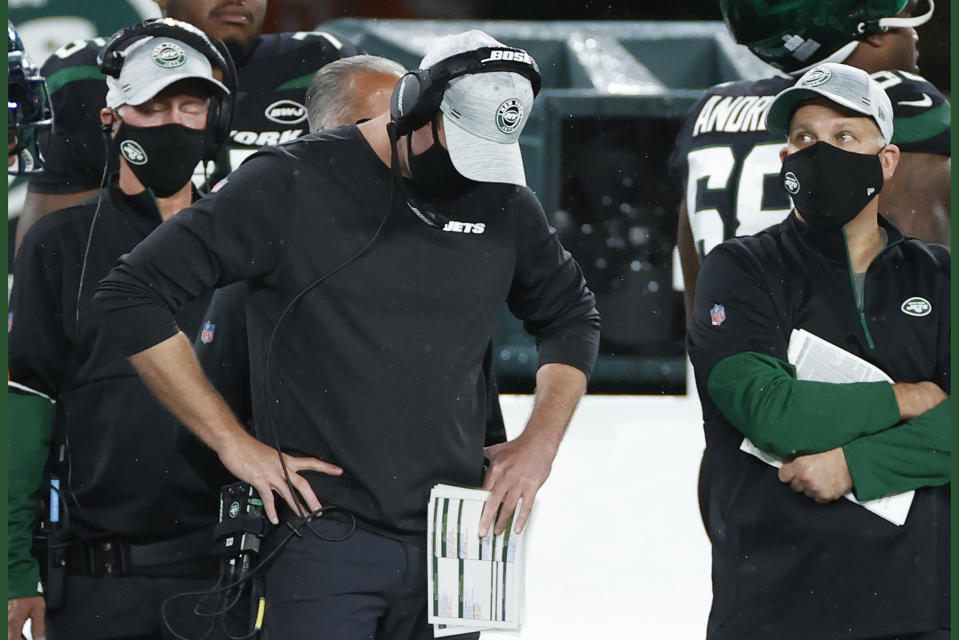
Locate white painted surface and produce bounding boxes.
[483,394,712,639]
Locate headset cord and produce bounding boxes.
[261,127,396,528]
[74,129,113,327]
[160,506,356,640]
[62,129,114,528]
[166,125,395,638]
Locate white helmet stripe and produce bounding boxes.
[874,0,935,31]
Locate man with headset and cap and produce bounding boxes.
[15,0,357,253]
[670,0,950,318]
[687,62,949,639]
[194,53,511,453]
[94,29,600,639]
[8,18,239,639]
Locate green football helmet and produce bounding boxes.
[721,0,935,72]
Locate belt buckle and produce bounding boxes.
[88,539,126,576]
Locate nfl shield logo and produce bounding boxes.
[200,321,216,344]
[709,304,726,326]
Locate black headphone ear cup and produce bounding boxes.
[203,96,223,162]
[391,71,427,137]
[205,38,237,162]
[390,73,412,126]
[98,24,140,78]
[99,49,118,77]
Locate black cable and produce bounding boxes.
[166,125,396,639]
[260,132,396,525]
[66,127,113,528]
[218,585,261,640]
[221,612,259,640]
[160,505,356,640]
[74,128,113,326]
[191,576,224,616]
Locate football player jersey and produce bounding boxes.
[668,70,951,259]
[29,29,358,194]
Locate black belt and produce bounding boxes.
[65,528,218,578]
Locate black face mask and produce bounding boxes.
[115,121,207,198]
[406,118,473,201]
[780,141,884,230]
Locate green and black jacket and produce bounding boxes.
[688,213,949,640]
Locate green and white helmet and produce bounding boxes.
[720,0,935,72]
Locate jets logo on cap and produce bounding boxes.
[152,41,186,68]
[495,98,524,134]
[120,140,148,165]
[900,297,931,317]
[783,171,800,194]
[802,66,831,87]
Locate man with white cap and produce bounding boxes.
[670,0,950,321]
[8,19,239,639]
[687,62,949,639]
[17,0,356,253]
[94,30,600,639]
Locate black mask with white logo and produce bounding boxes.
[115,121,207,198]
[406,117,474,202]
[780,141,884,230]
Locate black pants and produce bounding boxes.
[261,517,480,640]
[47,573,239,640]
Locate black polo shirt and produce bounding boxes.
[9,181,228,538]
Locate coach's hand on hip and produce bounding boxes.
[219,432,344,525]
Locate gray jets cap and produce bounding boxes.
[419,30,535,187]
[105,36,230,110]
[765,62,893,143]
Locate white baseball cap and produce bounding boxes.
[765,62,893,142]
[420,30,536,187]
[105,36,230,110]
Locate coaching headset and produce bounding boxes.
[96,17,238,162]
[389,45,542,138]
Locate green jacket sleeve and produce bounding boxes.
[7,386,55,599]
[844,399,950,501]
[707,351,901,457]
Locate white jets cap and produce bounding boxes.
[105,35,230,110]
[420,30,536,187]
[765,62,893,142]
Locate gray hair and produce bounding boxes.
[305,55,406,132]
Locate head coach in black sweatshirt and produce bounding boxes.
[95,29,600,639]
